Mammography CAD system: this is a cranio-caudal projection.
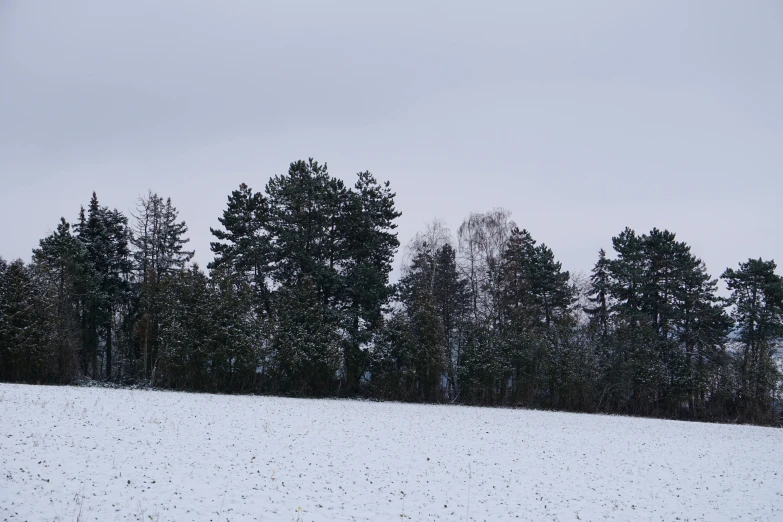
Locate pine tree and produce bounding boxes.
[209,183,272,316]
[496,227,573,405]
[722,258,783,422]
[609,227,647,323]
[676,253,731,416]
[266,159,344,288]
[499,227,538,333]
[409,291,446,401]
[0,258,12,380]
[605,227,732,416]
[640,229,694,410]
[340,171,401,393]
[606,228,660,414]
[532,242,573,328]
[498,227,572,331]
[263,160,344,390]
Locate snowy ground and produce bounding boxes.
[1,384,781,522]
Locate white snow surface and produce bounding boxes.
[1,384,782,522]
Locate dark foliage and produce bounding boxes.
[1,162,780,426]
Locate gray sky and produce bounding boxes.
[2,0,782,282]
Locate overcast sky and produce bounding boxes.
[2,1,781,282]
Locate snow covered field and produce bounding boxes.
[1,384,781,522]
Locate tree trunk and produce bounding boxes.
[105,306,112,380]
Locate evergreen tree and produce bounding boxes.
[609,227,647,324]
[606,228,668,414]
[605,227,733,416]
[457,323,499,405]
[408,291,446,401]
[397,245,444,400]
[5,162,782,426]
[155,265,214,389]
[272,277,341,395]
[132,192,194,379]
[496,228,573,404]
[498,228,539,332]
[266,159,345,292]
[0,260,46,382]
[496,228,539,404]
[432,244,471,399]
[340,171,401,393]
[265,160,347,391]
[207,265,265,393]
[368,309,417,401]
[30,218,87,382]
[677,254,732,417]
[398,237,476,401]
[722,258,783,422]
[498,228,572,332]
[586,249,611,338]
[74,192,132,380]
[0,258,6,377]
[532,242,573,328]
[209,183,272,316]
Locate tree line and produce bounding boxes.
[1,159,781,425]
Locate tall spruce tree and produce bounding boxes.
[586,249,611,338]
[74,193,132,380]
